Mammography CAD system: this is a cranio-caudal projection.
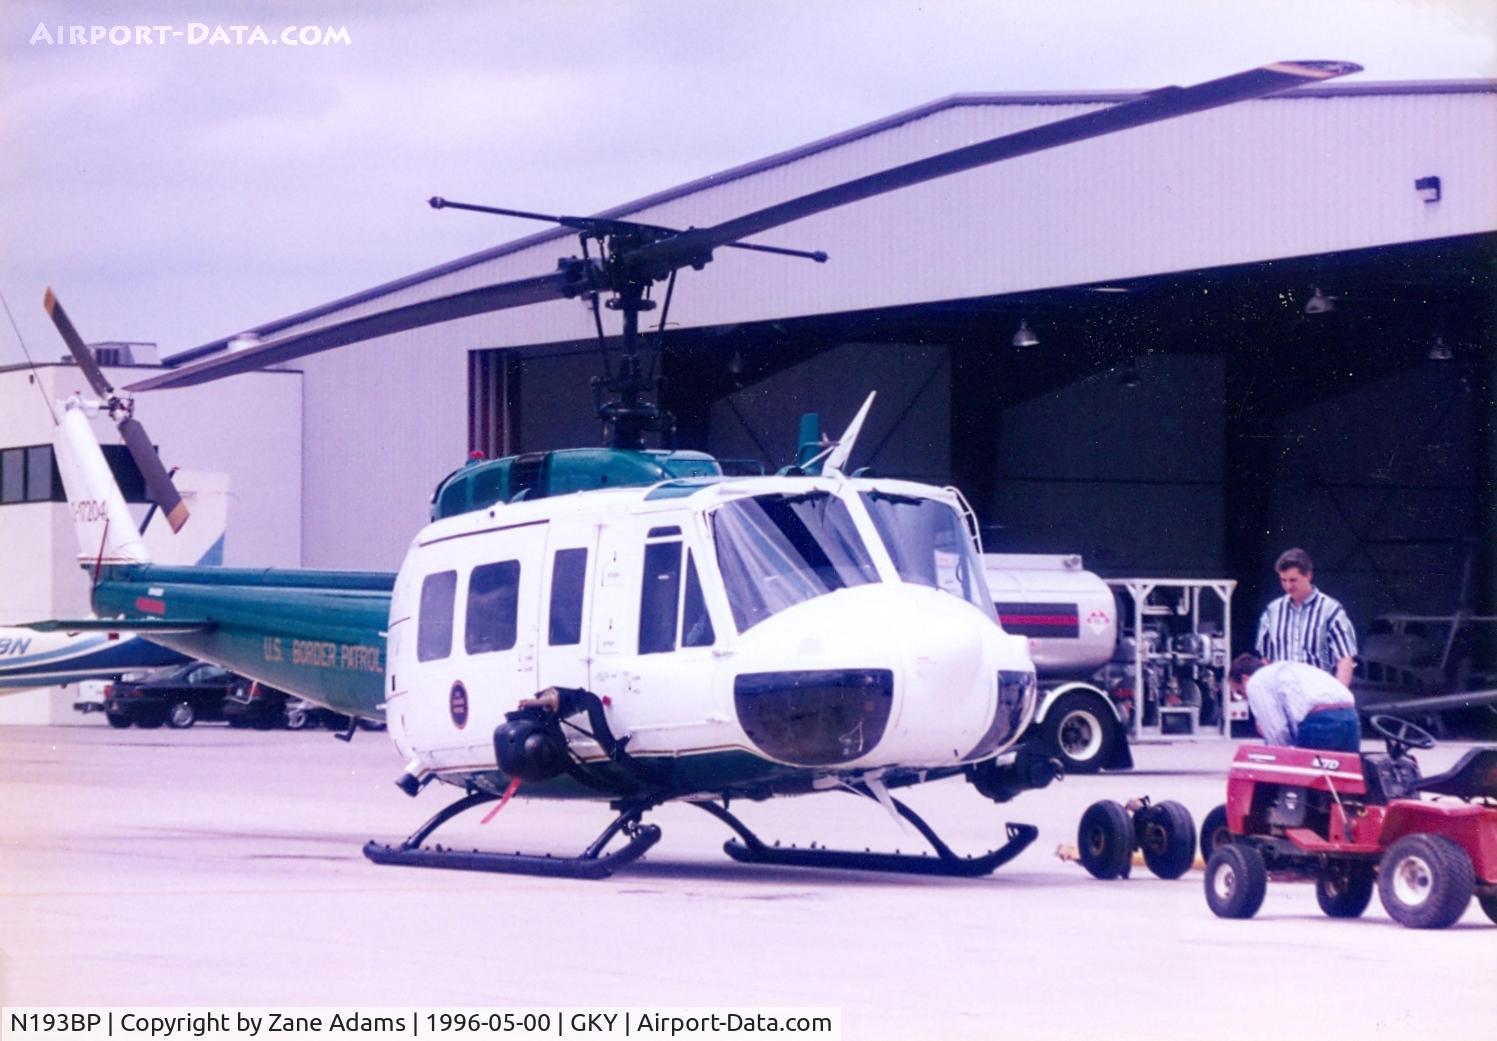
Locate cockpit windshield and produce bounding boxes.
[711,492,880,633]
[860,491,994,618]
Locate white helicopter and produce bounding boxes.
[29,60,1361,879]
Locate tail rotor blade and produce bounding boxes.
[44,288,115,399]
[118,417,189,532]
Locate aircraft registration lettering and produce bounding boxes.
[0,637,33,656]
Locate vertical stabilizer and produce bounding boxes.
[141,469,229,566]
[53,398,150,567]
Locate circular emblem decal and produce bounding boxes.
[449,681,469,729]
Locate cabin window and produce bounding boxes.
[681,552,715,648]
[417,570,458,661]
[861,492,995,618]
[638,541,682,655]
[548,548,588,646]
[465,560,521,654]
[712,491,878,633]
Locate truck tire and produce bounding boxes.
[1315,860,1375,918]
[167,700,196,729]
[1078,800,1132,880]
[1043,692,1117,774]
[1137,800,1196,879]
[1378,834,1474,929]
[1205,844,1267,919]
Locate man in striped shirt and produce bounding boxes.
[1255,548,1358,685]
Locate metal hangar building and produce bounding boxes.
[65,79,1497,645]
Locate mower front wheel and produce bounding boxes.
[1315,859,1375,918]
[1205,844,1267,919]
[1378,834,1474,929]
[1200,804,1231,859]
[1478,893,1497,925]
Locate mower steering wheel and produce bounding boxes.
[1369,714,1436,759]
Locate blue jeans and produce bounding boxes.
[1294,707,1361,753]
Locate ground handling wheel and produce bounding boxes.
[1205,844,1267,919]
[1377,834,1475,929]
[1077,800,1132,880]
[1135,800,1196,879]
[1315,859,1375,918]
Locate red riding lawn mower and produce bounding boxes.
[1200,714,1497,928]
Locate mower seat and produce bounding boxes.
[1414,747,1497,800]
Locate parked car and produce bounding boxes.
[221,680,292,729]
[103,662,246,729]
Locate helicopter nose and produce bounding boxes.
[731,585,1032,769]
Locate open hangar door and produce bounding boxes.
[521,231,1496,653]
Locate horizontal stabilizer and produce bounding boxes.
[19,618,217,635]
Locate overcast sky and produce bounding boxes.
[1,0,1493,367]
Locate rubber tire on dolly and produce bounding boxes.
[1136,800,1196,880]
[1078,800,1133,880]
[1315,860,1375,918]
[1377,834,1474,929]
[1043,693,1117,774]
[1205,844,1267,919]
[1200,804,1231,859]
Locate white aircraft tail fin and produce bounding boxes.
[53,398,150,568]
[141,470,229,566]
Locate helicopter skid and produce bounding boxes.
[363,792,661,879]
[694,798,1039,877]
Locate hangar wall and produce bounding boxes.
[706,342,952,482]
[989,354,1225,574]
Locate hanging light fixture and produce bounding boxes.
[1303,287,1336,315]
[1012,319,1039,348]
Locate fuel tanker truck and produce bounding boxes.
[983,554,1237,773]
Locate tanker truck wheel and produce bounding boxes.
[1043,692,1118,774]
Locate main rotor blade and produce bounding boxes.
[44,288,114,398]
[118,416,189,532]
[628,60,1361,275]
[128,268,586,391]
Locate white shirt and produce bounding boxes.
[1245,660,1356,747]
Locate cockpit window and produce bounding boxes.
[860,491,994,618]
[711,492,879,633]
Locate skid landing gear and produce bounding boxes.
[363,792,661,880]
[693,794,1038,877]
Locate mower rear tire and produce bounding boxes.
[1205,844,1267,919]
[1200,804,1231,859]
[1478,893,1497,925]
[1315,860,1375,918]
[1137,800,1196,879]
[1378,834,1474,929]
[1078,800,1132,880]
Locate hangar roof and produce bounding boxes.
[170,79,1497,366]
